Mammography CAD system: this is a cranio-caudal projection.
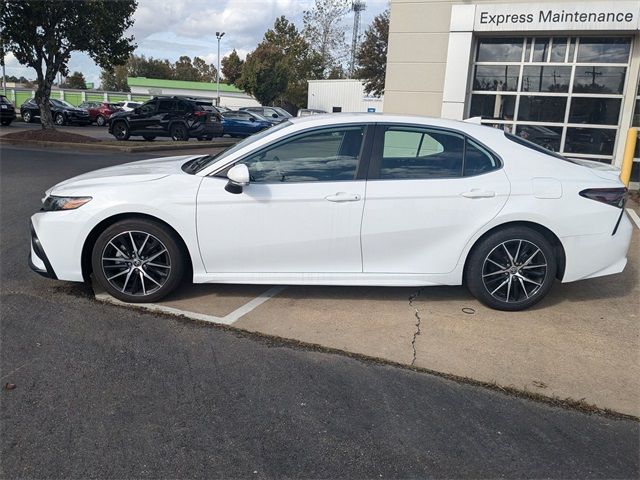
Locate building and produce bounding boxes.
[127,77,260,110]
[307,79,384,113]
[384,0,640,180]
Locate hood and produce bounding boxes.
[48,154,203,195]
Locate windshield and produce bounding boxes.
[273,107,292,118]
[504,132,577,163]
[192,121,292,174]
[51,99,75,108]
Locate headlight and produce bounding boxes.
[42,196,92,211]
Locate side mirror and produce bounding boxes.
[225,164,250,194]
[271,113,278,118]
[249,117,255,122]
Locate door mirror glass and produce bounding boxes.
[249,117,255,122]
[225,164,250,194]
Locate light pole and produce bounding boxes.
[215,31,225,107]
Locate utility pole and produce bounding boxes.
[215,31,225,107]
[349,0,366,78]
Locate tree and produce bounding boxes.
[221,49,243,86]
[100,64,130,92]
[192,56,217,83]
[356,10,389,97]
[237,43,290,106]
[302,0,350,77]
[61,71,87,89]
[174,55,200,82]
[262,16,323,109]
[0,0,136,129]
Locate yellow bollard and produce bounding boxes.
[620,127,637,187]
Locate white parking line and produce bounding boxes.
[94,284,286,325]
[626,208,640,230]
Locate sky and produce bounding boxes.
[4,0,389,87]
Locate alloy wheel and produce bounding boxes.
[96,115,105,126]
[101,230,171,297]
[114,123,128,139]
[55,113,65,125]
[481,239,548,304]
[23,112,31,123]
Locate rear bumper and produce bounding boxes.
[29,221,57,279]
[192,122,223,137]
[0,110,16,120]
[561,211,633,282]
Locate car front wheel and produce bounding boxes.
[96,115,106,127]
[22,111,32,123]
[112,121,130,141]
[465,227,556,311]
[55,113,65,126]
[91,219,186,303]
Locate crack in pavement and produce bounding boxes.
[408,288,424,366]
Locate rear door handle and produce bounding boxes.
[325,192,361,202]
[461,189,496,198]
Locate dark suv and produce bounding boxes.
[107,96,223,141]
[0,95,17,126]
[20,98,91,125]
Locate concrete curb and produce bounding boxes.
[0,138,236,153]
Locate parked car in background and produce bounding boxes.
[221,110,275,137]
[114,101,142,112]
[31,114,633,310]
[20,98,91,126]
[0,95,17,126]
[78,101,122,126]
[297,108,327,117]
[240,106,292,123]
[107,96,223,141]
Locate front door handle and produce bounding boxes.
[325,192,361,202]
[461,189,496,198]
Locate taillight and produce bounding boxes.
[579,188,627,208]
[193,110,206,117]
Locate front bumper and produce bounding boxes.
[29,221,57,279]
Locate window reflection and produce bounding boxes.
[522,66,570,92]
[240,127,364,183]
[380,128,464,179]
[470,94,516,120]
[532,38,550,62]
[473,65,519,91]
[550,38,567,62]
[477,38,523,62]
[573,66,626,94]
[577,38,631,63]
[515,125,562,152]
[633,100,640,128]
[518,96,567,123]
[569,98,621,126]
[565,128,616,156]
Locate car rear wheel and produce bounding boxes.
[96,115,106,127]
[112,121,130,141]
[170,123,188,141]
[465,226,556,311]
[91,219,186,303]
[55,113,65,126]
[22,111,32,123]
[142,135,156,141]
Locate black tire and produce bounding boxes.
[55,112,66,126]
[142,135,156,141]
[170,123,188,141]
[112,121,130,141]
[22,111,32,123]
[465,226,556,311]
[96,115,106,127]
[197,135,212,141]
[91,219,186,303]
[1,119,11,126]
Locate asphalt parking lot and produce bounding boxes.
[1,144,639,478]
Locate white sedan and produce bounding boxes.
[30,114,632,311]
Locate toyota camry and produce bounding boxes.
[29,114,633,311]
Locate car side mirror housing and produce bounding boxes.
[225,164,250,194]
[272,113,278,118]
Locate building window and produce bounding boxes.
[469,36,632,164]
